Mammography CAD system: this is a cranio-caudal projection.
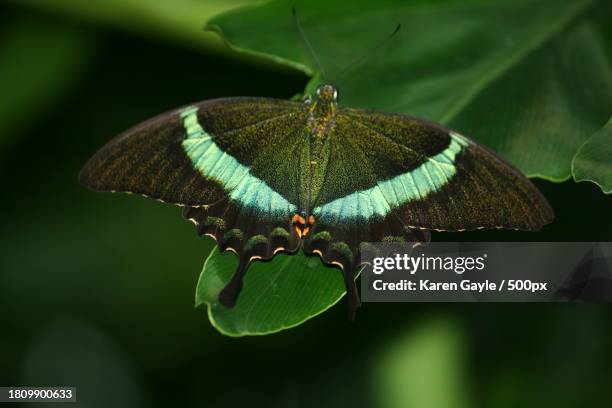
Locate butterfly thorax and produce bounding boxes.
[306,84,338,139]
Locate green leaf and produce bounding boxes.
[451,21,612,181]
[572,117,612,193]
[208,0,612,183]
[195,247,348,336]
[0,15,94,152]
[374,317,470,408]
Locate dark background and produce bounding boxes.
[1,3,611,407]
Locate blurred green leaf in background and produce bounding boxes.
[0,14,94,153]
[8,0,252,52]
[374,317,469,408]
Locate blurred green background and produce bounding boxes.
[0,1,611,407]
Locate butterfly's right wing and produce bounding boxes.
[312,107,554,234]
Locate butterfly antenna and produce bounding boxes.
[338,23,401,78]
[292,7,327,79]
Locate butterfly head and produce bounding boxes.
[315,84,338,104]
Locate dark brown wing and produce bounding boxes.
[311,107,554,232]
[79,97,306,207]
[80,97,310,309]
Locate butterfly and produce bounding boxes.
[80,83,554,318]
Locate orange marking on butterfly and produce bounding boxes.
[291,213,316,238]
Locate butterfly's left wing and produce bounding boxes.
[80,97,310,306]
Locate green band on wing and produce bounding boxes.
[313,132,469,222]
[180,106,297,216]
